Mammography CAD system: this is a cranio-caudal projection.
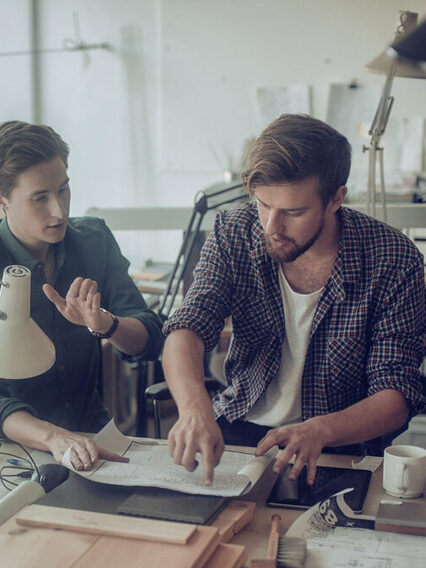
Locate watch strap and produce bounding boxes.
[88,308,119,339]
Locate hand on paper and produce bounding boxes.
[48,430,129,471]
[43,277,110,332]
[168,410,225,486]
[255,417,328,485]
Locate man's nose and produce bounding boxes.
[49,196,67,219]
[265,209,284,235]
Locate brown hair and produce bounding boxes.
[0,121,69,198]
[241,114,351,205]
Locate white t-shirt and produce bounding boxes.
[246,267,323,427]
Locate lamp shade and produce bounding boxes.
[387,18,426,68]
[0,265,55,379]
[366,11,426,79]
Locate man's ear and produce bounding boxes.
[0,196,7,213]
[327,185,347,213]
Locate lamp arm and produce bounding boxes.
[365,61,396,220]
[158,181,247,321]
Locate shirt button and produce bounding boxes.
[65,402,70,409]
[60,366,65,372]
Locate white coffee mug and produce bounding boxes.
[383,445,426,498]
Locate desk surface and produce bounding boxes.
[0,441,423,567]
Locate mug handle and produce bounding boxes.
[396,462,406,492]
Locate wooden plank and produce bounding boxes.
[211,500,256,542]
[71,526,221,568]
[204,543,247,568]
[0,517,97,568]
[16,504,195,544]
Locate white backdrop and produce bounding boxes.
[0,0,425,265]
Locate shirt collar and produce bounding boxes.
[0,217,40,271]
[336,207,362,283]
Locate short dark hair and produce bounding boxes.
[0,121,69,198]
[241,114,351,205]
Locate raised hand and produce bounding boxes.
[43,277,110,332]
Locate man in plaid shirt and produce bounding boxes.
[162,114,425,486]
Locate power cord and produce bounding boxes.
[0,443,40,492]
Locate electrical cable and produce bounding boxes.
[0,444,38,492]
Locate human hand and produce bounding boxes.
[168,411,224,486]
[255,417,329,485]
[47,429,129,471]
[43,277,110,332]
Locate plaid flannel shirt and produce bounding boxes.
[164,203,425,430]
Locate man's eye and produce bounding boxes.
[34,195,48,202]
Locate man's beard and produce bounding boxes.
[264,217,325,263]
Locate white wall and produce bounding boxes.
[0,1,33,121]
[0,0,425,265]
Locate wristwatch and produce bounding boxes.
[87,308,119,339]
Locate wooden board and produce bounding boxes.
[211,500,256,542]
[1,516,221,568]
[204,543,247,568]
[71,526,221,568]
[0,517,97,568]
[16,504,195,543]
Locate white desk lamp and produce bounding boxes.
[364,11,426,222]
[0,265,64,525]
[0,265,55,378]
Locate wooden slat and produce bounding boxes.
[211,500,256,542]
[204,543,247,568]
[71,527,221,568]
[16,504,195,544]
[0,517,97,568]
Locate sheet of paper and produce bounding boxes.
[326,82,382,197]
[256,84,311,129]
[351,456,383,472]
[306,527,426,568]
[284,487,426,567]
[62,420,277,496]
[400,117,424,172]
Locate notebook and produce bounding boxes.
[37,471,228,525]
[117,487,228,524]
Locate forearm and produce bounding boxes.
[312,389,409,447]
[2,410,67,452]
[164,329,224,484]
[107,316,149,356]
[2,410,128,470]
[163,329,214,417]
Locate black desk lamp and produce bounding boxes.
[158,179,248,321]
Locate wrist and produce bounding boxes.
[308,414,336,447]
[37,420,66,451]
[88,308,119,339]
[179,391,215,418]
